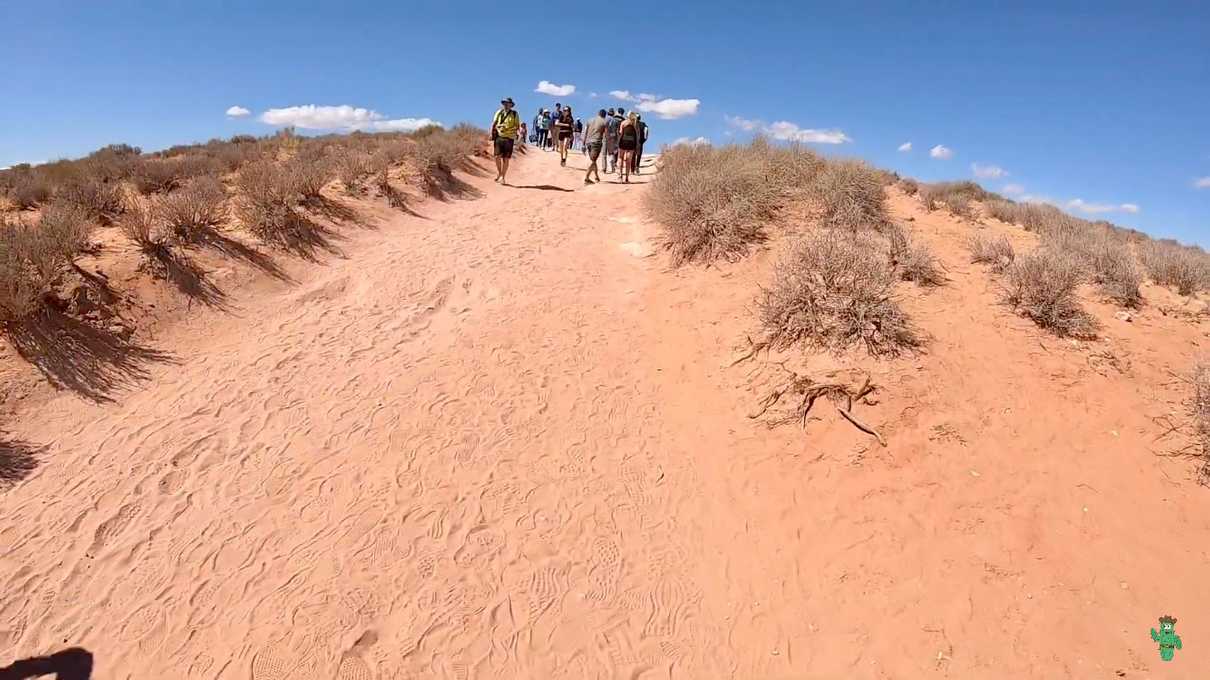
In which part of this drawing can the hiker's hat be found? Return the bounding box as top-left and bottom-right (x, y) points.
(501, 97), (514, 105)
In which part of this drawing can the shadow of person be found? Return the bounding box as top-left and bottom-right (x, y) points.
(0, 647), (93, 679)
(513, 184), (574, 192)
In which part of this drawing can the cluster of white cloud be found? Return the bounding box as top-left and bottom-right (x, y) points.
(724, 115), (850, 144)
(897, 142), (912, 152)
(225, 105), (251, 118)
(535, 80), (576, 97)
(257, 105), (441, 132)
(668, 136), (710, 148)
(929, 144), (953, 159)
(1195, 177), (1210, 189)
(971, 162), (1007, 179)
(610, 91), (701, 119)
(1066, 198), (1140, 215)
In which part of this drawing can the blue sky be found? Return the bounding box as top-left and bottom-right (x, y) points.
(2, 1), (1207, 244)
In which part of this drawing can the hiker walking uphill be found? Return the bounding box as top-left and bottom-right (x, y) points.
(606, 108), (625, 173)
(582, 109), (607, 185)
(554, 107), (575, 166)
(617, 112), (640, 183)
(632, 114), (649, 174)
(490, 97), (520, 185)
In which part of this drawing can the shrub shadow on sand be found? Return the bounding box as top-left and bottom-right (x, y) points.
(0, 435), (41, 489)
(6, 309), (176, 403)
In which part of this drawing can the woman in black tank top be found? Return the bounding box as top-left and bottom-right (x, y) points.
(618, 113), (639, 183)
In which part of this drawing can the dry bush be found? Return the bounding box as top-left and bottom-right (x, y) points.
(118, 200), (171, 259)
(158, 176), (227, 240)
(763, 142), (826, 195)
(758, 229), (920, 356)
(899, 178), (919, 196)
(0, 205), (91, 320)
(287, 153), (332, 202)
(967, 233), (1015, 272)
(810, 159), (890, 232)
(920, 182), (986, 218)
(1138, 239), (1209, 296)
(234, 160), (300, 243)
(645, 142), (778, 265)
(56, 176), (124, 221)
(1192, 363), (1210, 483)
(886, 225), (945, 286)
(1086, 238), (1143, 307)
(337, 152), (369, 194)
(8, 174), (52, 209)
(1005, 249), (1098, 338)
(132, 158), (187, 194)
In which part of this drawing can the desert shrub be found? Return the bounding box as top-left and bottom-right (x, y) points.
(886, 224), (945, 286)
(1138, 239), (1210, 296)
(158, 176), (227, 240)
(56, 176), (124, 221)
(285, 149), (332, 202)
(336, 151), (369, 194)
(1192, 363), (1210, 483)
(132, 158), (187, 194)
(0, 204), (91, 320)
(410, 124), (443, 140)
(810, 159), (890, 232)
(8, 173), (52, 209)
(759, 229), (920, 356)
(761, 143), (825, 195)
(1005, 249), (1098, 337)
(118, 200), (171, 258)
(967, 233), (1015, 272)
(645, 142), (778, 265)
(899, 178), (919, 196)
(920, 181), (995, 218)
(1086, 238), (1143, 307)
(235, 160), (300, 243)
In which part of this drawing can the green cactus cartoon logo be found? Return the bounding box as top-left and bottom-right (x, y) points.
(1150, 615), (1182, 662)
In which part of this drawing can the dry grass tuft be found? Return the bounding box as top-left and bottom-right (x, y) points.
(645, 142), (779, 265)
(886, 224), (945, 286)
(758, 229), (920, 356)
(57, 176), (125, 221)
(921, 181), (998, 218)
(0, 204), (92, 321)
(1192, 363), (1210, 483)
(967, 233), (1015, 272)
(810, 159), (890, 232)
(1005, 249), (1098, 338)
(234, 161), (300, 245)
(337, 151), (370, 194)
(898, 178), (919, 196)
(7, 174), (52, 209)
(118, 200), (172, 262)
(158, 176), (227, 241)
(1138, 239), (1210, 296)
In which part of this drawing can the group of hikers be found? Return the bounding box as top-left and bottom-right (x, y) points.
(489, 96), (649, 186)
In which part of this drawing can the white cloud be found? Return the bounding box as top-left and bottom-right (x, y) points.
(259, 105), (442, 132)
(971, 162), (1007, 179)
(609, 90), (700, 119)
(929, 144), (953, 159)
(724, 115), (850, 144)
(635, 97), (700, 119)
(1066, 198), (1140, 215)
(225, 105), (251, 118)
(668, 136), (710, 147)
(1194, 176), (1210, 189)
(589, 92), (599, 98)
(1002, 183), (1025, 196)
(535, 80), (576, 97)
(898, 142), (912, 152)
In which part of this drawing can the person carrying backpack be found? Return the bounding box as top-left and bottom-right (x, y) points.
(605, 107), (622, 173)
(632, 114), (649, 174)
(490, 97), (520, 185)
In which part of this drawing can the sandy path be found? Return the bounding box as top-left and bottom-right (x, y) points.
(3, 148), (1209, 679)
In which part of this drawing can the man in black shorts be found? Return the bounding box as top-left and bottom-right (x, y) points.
(582, 109), (608, 184)
(490, 97), (520, 184)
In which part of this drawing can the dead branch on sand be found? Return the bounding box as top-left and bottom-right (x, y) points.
(746, 364), (886, 446)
